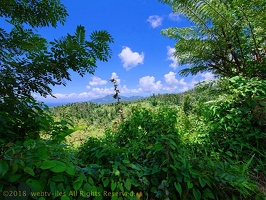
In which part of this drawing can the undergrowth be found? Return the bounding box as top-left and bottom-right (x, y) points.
(0, 76), (265, 199)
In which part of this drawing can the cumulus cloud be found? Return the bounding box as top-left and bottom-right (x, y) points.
(189, 79), (199, 88)
(200, 72), (215, 81)
(179, 78), (189, 92)
(147, 15), (163, 28)
(120, 85), (141, 94)
(118, 46), (144, 70)
(164, 71), (179, 86)
(53, 93), (77, 99)
(35, 71), (202, 103)
(91, 87), (114, 96)
(44, 87), (114, 101)
(167, 46), (178, 69)
(168, 13), (180, 21)
(163, 71), (190, 92)
(139, 76), (162, 92)
(89, 76), (107, 86)
(163, 71), (179, 91)
(110, 72), (121, 84)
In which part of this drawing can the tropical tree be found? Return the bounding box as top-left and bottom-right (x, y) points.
(0, 0), (114, 142)
(159, 0), (266, 79)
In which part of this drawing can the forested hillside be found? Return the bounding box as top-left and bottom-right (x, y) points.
(49, 92), (186, 145)
(1, 0), (266, 200)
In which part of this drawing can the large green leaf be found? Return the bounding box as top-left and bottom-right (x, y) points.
(39, 160), (57, 170)
(83, 183), (91, 192)
(0, 160), (8, 177)
(66, 165), (75, 176)
(103, 178), (110, 187)
(129, 164), (141, 171)
(73, 176), (83, 191)
(124, 178), (131, 191)
(61, 196), (70, 200)
(40, 160), (67, 173)
(88, 177), (94, 185)
(52, 174), (65, 182)
(111, 181), (116, 191)
(24, 167), (35, 176)
(26, 179), (42, 191)
(37, 146), (48, 160)
(174, 182), (182, 197)
(193, 189), (201, 200)
(50, 162), (67, 173)
(8, 174), (22, 183)
(11, 161), (19, 175)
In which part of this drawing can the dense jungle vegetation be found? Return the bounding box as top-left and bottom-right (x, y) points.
(1, 0), (266, 199)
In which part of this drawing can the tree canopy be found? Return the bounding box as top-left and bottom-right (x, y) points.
(0, 0), (113, 100)
(0, 0), (114, 141)
(159, 0), (266, 79)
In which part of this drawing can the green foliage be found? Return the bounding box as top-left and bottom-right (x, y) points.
(0, 0), (113, 143)
(1, 1), (265, 199)
(77, 106), (262, 199)
(0, 0), (68, 28)
(160, 0), (266, 79)
(0, 97), (75, 144)
(182, 94), (193, 115)
(0, 98), (51, 143)
(114, 107), (179, 146)
(192, 76), (266, 196)
(1, 84), (264, 199)
(0, 24), (113, 100)
(200, 76), (266, 157)
(0, 138), (88, 200)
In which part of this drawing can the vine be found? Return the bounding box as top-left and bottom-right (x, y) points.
(110, 78), (125, 122)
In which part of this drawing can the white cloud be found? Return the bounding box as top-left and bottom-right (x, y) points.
(179, 78), (189, 92)
(91, 87), (114, 96)
(200, 72), (215, 81)
(139, 76), (162, 92)
(35, 71), (205, 103)
(147, 15), (163, 28)
(77, 92), (91, 99)
(118, 46), (144, 70)
(164, 71), (179, 86)
(52, 93), (77, 99)
(121, 85), (141, 94)
(168, 13), (180, 21)
(110, 72), (121, 84)
(163, 71), (179, 91)
(163, 72), (190, 92)
(179, 78), (187, 86)
(167, 46), (178, 69)
(43, 87), (114, 101)
(89, 76), (107, 86)
(189, 79), (199, 88)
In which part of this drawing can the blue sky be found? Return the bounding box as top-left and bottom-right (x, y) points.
(3, 0), (214, 103)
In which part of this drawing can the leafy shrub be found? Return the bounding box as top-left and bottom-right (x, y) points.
(0, 98), (53, 144)
(1, 77), (264, 199)
(0, 98), (76, 147)
(0, 139), (88, 200)
(78, 107), (261, 199)
(114, 107), (179, 146)
(201, 76), (266, 160)
(182, 94), (194, 116)
(0, 100), (90, 200)
(194, 76), (266, 196)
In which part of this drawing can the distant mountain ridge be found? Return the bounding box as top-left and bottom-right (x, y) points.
(45, 95), (144, 107)
(89, 94), (144, 104)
